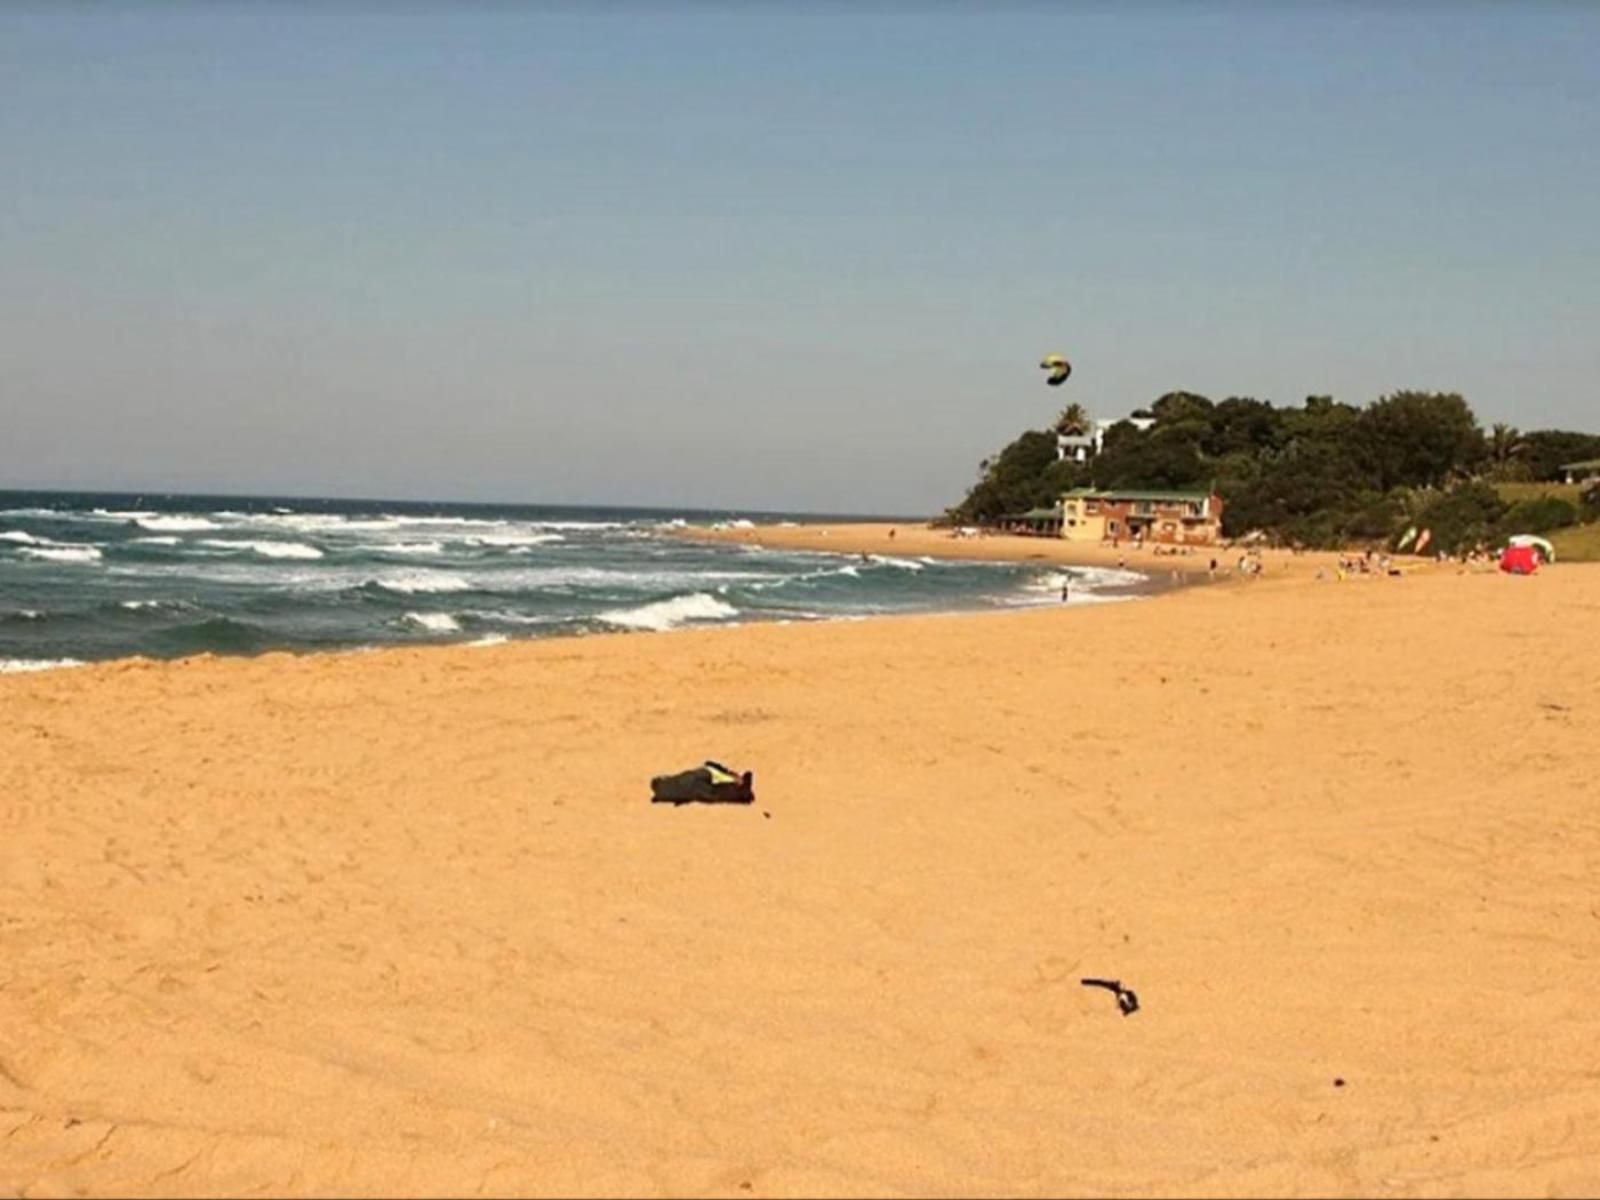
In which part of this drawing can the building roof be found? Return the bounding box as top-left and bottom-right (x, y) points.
(1062, 488), (1214, 502)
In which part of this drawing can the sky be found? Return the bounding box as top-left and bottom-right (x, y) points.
(3, 3), (1597, 514)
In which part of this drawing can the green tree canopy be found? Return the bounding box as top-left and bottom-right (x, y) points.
(1355, 391), (1485, 491)
(948, 388), (1598, 550)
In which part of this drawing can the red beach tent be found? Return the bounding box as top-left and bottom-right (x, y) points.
(1499, 544), (1540, 575)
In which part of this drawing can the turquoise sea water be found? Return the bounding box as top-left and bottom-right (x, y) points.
(0, 490), (1147, 672)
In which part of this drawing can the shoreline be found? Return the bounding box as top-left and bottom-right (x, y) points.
(680, 519), (1369, 579)
(3, 524), (1193, 679)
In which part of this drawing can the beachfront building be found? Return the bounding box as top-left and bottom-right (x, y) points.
(1060, 487), (1225, 545)
(1560, 458), (1600, 484)
(997, 506), (1065, 537)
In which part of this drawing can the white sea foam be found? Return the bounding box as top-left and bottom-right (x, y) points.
(1015, 568), (1148, 607)
(137, 516), (220, 532)
(359, 540), (445, 555)
(710, 519), (757, 531)
(20, 545), (102, 564)
(120, 599), (192, 612)
(1063, 566), (1148, 589)
(378, 515), (510, 528)
(462, 609), (561, 627)
(8, 609), (46, 620)
(373, 572), (474, 594)
(198, 539), (324, 560)
(466, 532), (565, 548)
(92, 508), (157, 519)
(597, 592), (739, 632)
(132, 536), (182, 546)
(869, 555), (924, 571)
(1, 658), (86, 674)
(403, 611), (461, 633)
(1, 530), (42, 544)
(466, 634), (509, 648)
(252, 514), (398, 533)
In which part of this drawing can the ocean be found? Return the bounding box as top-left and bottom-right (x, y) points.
(0, 490), (1147, 672)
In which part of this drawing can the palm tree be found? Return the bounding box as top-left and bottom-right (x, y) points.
(1054, 402), (1092, 436)
(1488, 423), (1529, 478)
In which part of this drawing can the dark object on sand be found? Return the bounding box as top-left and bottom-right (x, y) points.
(1081, 977), (1140, 1016)
(650, 761), (755, 806)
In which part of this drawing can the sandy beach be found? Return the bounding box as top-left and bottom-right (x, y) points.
(3, 527), (1598, 1197)
(686, 521), (1355, 581)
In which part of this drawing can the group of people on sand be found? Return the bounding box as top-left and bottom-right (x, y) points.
(1317, 549), (1402, 581)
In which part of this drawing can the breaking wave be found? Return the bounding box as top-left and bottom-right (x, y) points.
(403, 612), (462, 633)
(597, 592), (739, 632)
(136, 516), (221, 532)
(370, 572), (474, 594)
(199, 539), (324, 560)
(20, 545), (102, 564)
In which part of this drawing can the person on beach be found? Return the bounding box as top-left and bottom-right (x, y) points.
(1060, 579), (1070, 602)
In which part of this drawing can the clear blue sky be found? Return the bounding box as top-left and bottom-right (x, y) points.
(3, 3), (1596, 513)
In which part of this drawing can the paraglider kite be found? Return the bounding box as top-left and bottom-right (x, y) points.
(1040, 354), (1072, 387)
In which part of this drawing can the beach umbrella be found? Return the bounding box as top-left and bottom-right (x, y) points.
(1040, 354), (1072, 387)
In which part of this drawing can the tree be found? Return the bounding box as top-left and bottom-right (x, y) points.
(1355, 391), (1486, 491)
(1487, 423), (1530, 480)
(1518, 430), (1600, 482)
(1405, 482), (1507, 554)
(1093, 427), (1207, 491)
(1205, 397), (1284, 457)
(947, 385), (1599, 549)
(1053, 402), (1092, 436)
(1150, 391), (1214, 426)
(951, 430), (1062, 522)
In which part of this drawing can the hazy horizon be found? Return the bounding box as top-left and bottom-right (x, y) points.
(4, 4), (1597, 513)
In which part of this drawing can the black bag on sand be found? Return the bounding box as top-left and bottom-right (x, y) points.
(650, 761), (755, 806)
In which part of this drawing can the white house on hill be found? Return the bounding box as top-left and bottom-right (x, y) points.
(1055, 414), (1156, 464)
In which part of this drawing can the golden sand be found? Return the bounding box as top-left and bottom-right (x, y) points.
(2, 526), (1597, 1197)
